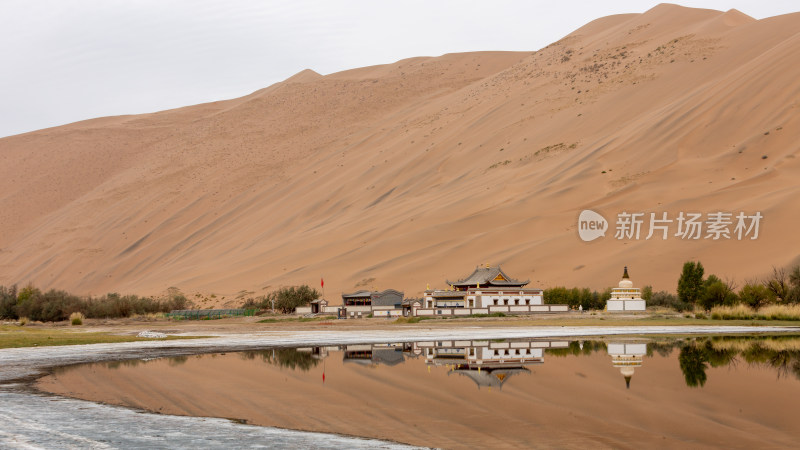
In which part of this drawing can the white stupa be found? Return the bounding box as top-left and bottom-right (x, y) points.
(606, 266), (646, 312)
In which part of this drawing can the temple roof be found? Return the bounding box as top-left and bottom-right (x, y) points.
(448, 367), (530, 390)
(447, 265), (529, 288)
(341, 289), (403, 298)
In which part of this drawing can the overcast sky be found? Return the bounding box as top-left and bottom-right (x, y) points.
(0, 1), (796, 138)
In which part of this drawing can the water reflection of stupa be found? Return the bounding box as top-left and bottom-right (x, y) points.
(417, 339), (569, 390)
(607, 342), (647, 389)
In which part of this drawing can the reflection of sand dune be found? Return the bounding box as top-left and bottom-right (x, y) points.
(37, 342), (800, 448)
(2, 4), (800, 300)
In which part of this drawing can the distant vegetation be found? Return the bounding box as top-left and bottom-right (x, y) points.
(239, 348), (320, 371)
(241, 285), (319, 314)
(675, 261), (800, 316)
(543, 287), (611, 310)
(544, 260), (800, 316)
(0, 284), (188, 322)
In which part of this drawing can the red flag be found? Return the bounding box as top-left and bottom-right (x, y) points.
(321, 277), (324, 288)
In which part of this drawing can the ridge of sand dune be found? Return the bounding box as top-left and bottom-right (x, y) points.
(1, 4), (799, 305)
(283, 69), (323, 83)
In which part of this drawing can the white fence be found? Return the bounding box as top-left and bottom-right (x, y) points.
(415, 304), (568, 316)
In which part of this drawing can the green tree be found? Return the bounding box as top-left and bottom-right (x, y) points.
(764, 266), (789, 303)
(739, 282), (772, 309)
(269, 285), (320, 313)
(0, 285), (18, 319)
(788, 265), (800, 303)
(699, 275), (737, 310)
(641, 285), (653, 302)
(677, 261), (705, 306)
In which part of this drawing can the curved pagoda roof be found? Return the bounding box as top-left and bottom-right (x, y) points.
(448, 367), (530, 390)
(447, 265), (529, 288)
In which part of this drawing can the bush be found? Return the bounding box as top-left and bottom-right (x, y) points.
(18, 316), (29, 326)
(739, 282), (773, 309)
(266, 285), (320, 314)
(641, 285), (653, 302)
(544, 287), (608, 310)
(763, 266), (790, 302)
(710, 304), (756, 320)
(70, 312), (85, 326)
(708, 304), (800, 321)
(757, 304), (800, 321)
(698, 275), (737, 311)
(649, 290), (692, 311)
(0, 285), (17, 319)
(0, 284), (192, 321)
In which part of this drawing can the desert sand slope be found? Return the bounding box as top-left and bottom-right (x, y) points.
(1, 4), (799, 304)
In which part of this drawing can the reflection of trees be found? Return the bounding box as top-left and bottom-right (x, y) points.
(239, 348), (319, 372)
(741, 342), (800, 380)
(647, 342), (675, 357)
(678, 344), (708, 387)
(168, 355), (189, 366)
(104, 359), (143, 370)
(545, 340), (607, 357)
(677, 336), (800, 387)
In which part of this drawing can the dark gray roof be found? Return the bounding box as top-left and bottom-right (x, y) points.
(341, 290), (372, 298)
(372, 348), (405, 366)
(430, 291), (467, 298)
(447, 266), (529, 287)
(342, 348), (405, 367)
(342, 289), (404, 307)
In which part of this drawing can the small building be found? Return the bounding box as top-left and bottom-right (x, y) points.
(418, 265), (568, 316)
(340, 289), (404, 318)
(309, 298), (328, 314)
(295, 298), (336, 315)
(607, 267), (646, 312)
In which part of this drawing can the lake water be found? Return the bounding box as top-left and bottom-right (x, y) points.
(37, 335), (800, 448)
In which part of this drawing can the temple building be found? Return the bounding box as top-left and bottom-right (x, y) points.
(340, 289), (405, 318)
(607, 341), (647, 389)
(418, 265), (568, 316)
(606, 266), (646, 312)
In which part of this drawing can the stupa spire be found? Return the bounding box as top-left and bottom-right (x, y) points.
(622, 266), (630, 279)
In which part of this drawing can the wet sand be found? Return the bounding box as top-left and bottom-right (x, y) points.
(38, 342), (800, 449)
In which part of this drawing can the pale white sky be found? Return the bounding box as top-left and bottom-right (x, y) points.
(0, 1), (796, 137)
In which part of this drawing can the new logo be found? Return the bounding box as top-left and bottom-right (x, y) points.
(578, 209), (608, 242)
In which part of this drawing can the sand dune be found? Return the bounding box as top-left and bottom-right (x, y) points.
(1, 4), (799, 305)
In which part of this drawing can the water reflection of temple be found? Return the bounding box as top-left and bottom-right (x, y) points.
(416, 340), (569, 389)
(607, 342), (647, 389)
(342, 344), (409, 367)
